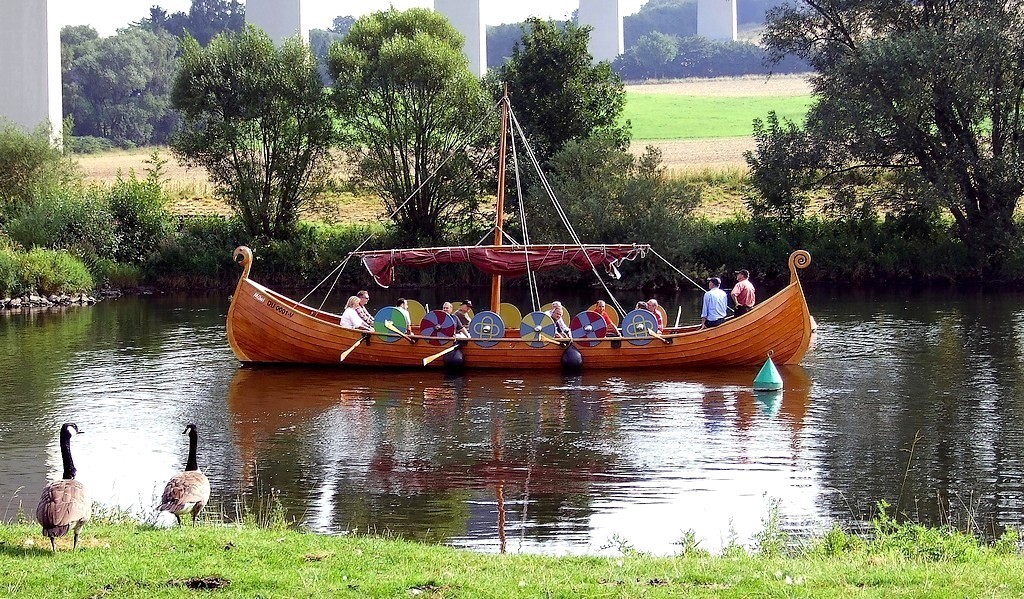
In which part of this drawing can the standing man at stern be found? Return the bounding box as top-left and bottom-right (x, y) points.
(731, 269), (756, 317)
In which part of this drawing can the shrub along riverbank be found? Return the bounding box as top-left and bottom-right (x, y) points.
(2, 507), (1024, 597)
(3, 207), (1021, 299)
(96, 212), (1024, 292)
(2, 125), (1021, 299)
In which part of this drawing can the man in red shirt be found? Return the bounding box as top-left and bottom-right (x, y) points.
(594, 300), (619, 335)
(731, 270), (756, 316)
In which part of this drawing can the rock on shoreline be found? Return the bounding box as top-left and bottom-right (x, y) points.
(0, 292), (98, 310)
(0, 287), (164, 311)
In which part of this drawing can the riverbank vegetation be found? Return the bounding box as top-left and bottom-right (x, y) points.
(1, 123), (1021, 297)
(2, 502), (1024, 597)
(3, 2), (1022, 298)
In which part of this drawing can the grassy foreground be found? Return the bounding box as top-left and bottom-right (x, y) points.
(3, 522), (1024, 598)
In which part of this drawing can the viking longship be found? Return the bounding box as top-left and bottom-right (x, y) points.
(226, 95), (815, 370)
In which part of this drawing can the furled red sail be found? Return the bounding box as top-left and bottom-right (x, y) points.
(357, 244), (649, 287)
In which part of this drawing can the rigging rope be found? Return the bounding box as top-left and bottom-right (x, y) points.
(649, 247), (707, 293)
(305, 97), (711, 321)
(300, 258), (347, 313)
(508, 105), (540, 313)
(648, 247), (734, 314)
(305, 99), (503, 304)
(507, 107), (628, 317)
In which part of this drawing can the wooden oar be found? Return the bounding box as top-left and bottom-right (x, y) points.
(538, 332), (570, 345)
(422, 344), (459, 366)
(339, 334), (367, 362)
(674, 306), (682, 328)
(651, 329), (671, 344)
(526, 330), (570, 345)
(635, 322), (671, 344)
(384, 320), (415, 343)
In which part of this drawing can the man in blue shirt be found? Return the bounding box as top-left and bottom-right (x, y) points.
(701, 277), (729, 328)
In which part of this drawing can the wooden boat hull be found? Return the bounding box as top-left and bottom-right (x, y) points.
(226, 247), (815, 369)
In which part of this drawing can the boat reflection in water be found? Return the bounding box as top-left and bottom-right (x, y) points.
(227, 364), (817, 554)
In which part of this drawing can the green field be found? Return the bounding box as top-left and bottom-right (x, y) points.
(624, 94), (814, 140)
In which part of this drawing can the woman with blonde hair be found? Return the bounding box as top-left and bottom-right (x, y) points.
(340, 295), (372, 330)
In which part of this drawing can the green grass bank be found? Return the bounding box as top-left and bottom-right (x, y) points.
(3, 520), (1024, 598)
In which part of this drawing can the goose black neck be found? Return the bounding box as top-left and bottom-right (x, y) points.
(185, 427), (199, 471)
(60, 426), (76, 480)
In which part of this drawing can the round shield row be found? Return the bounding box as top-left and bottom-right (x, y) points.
(373, 306), (662, 347)
(389, 299), (666, 330)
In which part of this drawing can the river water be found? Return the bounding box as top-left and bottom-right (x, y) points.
(2, 287), (1023, 555)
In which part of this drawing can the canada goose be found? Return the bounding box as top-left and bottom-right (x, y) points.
(36, 422), (91, 552)
(158, 424), (210, 525)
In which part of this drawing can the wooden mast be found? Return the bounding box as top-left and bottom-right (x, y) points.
(490, 90), (510, 314)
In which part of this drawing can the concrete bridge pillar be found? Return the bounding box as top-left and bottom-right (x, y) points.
(697, 0), (737, 41)
(434, 0), (486, 77)
(578, 0), (623, 63)
(246, 0), (309, 44)
(0, 0), (62, 140)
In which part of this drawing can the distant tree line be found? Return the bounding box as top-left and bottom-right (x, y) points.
(487, 0), (806, 80)
(615, 35), (807, 80)
(60, 0), (802, 149)
(61, 0), (246, 149)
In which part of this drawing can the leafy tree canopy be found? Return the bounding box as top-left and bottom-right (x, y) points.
(754, 0), (1024, 273)
(171, 27), (337, 241)
(62, 27), (180, 146)
(632, 32), (679, 78)
(328, 8), (493, 245)
(329, 16), (355, 36)
(147, 0), (244, 45)
(493, 18), (630, 167)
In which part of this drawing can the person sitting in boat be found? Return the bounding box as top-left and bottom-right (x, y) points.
(635, 300), (648, 311)
(454, 300), (473, 337)
(731, 269), (756, 317)
(594, 300), (619, 336)
(545, 301), (571, 338)
(647, 298), (664, 332)
(355, 290), (374, 327)
(340, 296), (373, 331)
(395, 298), (411, 333)
(443, 302), (470, 338)
(701, 277), (729, 328)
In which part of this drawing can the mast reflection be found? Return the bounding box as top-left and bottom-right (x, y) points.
(226, 365), (814, 552)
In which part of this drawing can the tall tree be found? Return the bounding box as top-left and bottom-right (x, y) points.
(632, 32), (679, 79)
(151, 0), (245, 45)
(328, 8), (493, 244)
(171, 27), (337, 240)
(493, 18), (629, 166)
(329, 16), (355, 36)
(759, 0), (1024, 273)
(62, 27), (180, 146)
